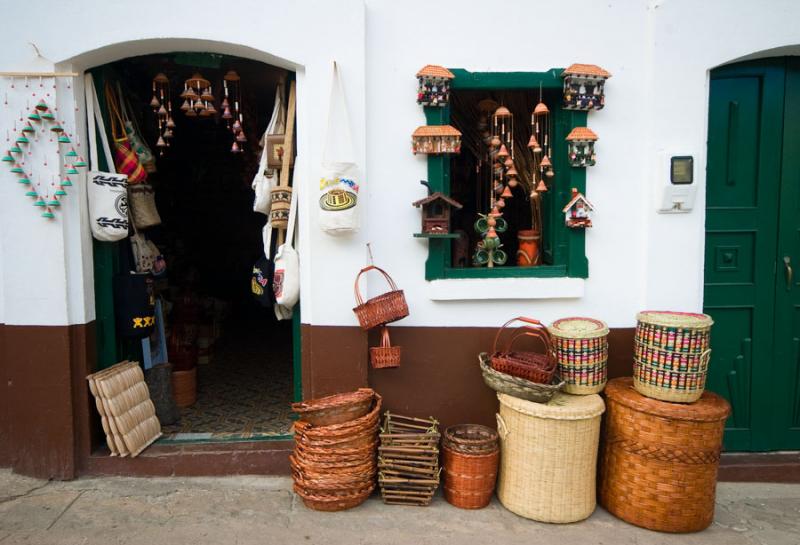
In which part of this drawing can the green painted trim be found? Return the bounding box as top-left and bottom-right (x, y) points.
(413, 233), (461, 239)
(157, 433), (293, 445)
(292, 303), (302, 403)
(422, 70), (588, 281)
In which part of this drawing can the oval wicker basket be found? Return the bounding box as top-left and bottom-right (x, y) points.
(479, 353), (564, 404)
(291, 388), (375, 426)
(353, 266), (409, 330)
(600, 377), (730, 532)
(490, 317), (557, 383)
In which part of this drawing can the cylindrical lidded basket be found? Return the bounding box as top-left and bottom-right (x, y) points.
(496, 391), (605, 523)
(600, 378), (730, 533)
(548, 317), (609, 394)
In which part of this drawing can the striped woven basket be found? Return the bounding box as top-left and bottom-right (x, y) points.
(548, 317), (609, 395)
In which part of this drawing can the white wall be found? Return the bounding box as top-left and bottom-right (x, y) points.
(1, 0), (799, 329)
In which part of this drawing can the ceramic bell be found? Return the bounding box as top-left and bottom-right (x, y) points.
(61, 177), (73, 186)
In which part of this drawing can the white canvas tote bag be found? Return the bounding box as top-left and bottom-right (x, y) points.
(86, 73), (129, 241)
(319, 62), (360, 235)
(273, 181), (299, 320)
(253, 84), (285, 215)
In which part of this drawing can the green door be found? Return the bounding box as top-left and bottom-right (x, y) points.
(704, 58), (800, 451)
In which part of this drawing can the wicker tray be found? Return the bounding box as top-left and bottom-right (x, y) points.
(479, 353), (564, 403)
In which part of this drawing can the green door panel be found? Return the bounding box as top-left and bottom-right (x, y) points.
(704, 60), (786, 451)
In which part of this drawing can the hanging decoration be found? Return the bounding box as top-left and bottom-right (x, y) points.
(150, 73), (174, 156)
(223, 70), (245, 153)
(563, 188), (594, 228)
(412, 180), (463, 237)
(411, 125), (461, 154)
(561, 64), (611, 111)
(566, 127), (598, 167)
(416, 65), (455, 107)
(1, 71), (82, 219)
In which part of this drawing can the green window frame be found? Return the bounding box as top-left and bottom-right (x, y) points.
(422, 68), (589, 281)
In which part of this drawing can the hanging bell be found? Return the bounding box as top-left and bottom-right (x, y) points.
(236, 131), (247, 143)
(221, 98), (230, 109)
(540, 155), (552, 168)
(486, 227), (498, 239)
(536, 179), (548, 192)
(150, 96), (161, 109)
(9, 145), (22, 154)
(74, 157), (87, 168)
(41, 209), (55, 219)
(28, 111), (41, 122)
(156, 136), (167, 148)
(497, 144), (509, 159)
(21, 124), (35, 134)
(546, 168), (555, 178)
(34, 198), (46, 207)
(65, 148), (78, 158)
(533, 102), (550, 116)
(40, 111), (55, 121)
(158, 105), (168, 117)
(54, 189), (67, 196)
(193, 99), (205, 111)
(10, 164), (24, 173)
(47, 200), (60, 207)
(185, 87), (198, 99)
(503, 157), (514, 168)
(222, 107), (233, 120)
(66, 165), (79, 175)
(25, 190), (38, 197)
(527, 134), (540, 150)
(1, 152), (13, 162)
(58, 134), (71, 144)
(50, 124), (64, 133)
(501, 185), (513, 198)
(205, 103), (217, 115)
(185, 108), (197, 118)
(493, 105), (512, 119)
(163, 129), (173, 139)
(18, 177), (31, 184)
(61, 177), (73, 187)
(16, 135), (30, 145)
(179, 85), (190, 99)
(35, 99), (49, 111)
(490, 136), (502, 147)
(489, 206), (503, 218)
(200, 88), (214, 102)
(232, 119), (242, 131)
(230, 141), (240, 153)
(166, 116), (176, 129)
(180, 99), (191, 112)
(506, 167), (518, 178)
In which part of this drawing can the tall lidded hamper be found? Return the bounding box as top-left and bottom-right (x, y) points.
(548, 317), (609, 394)
(496, 392), (605, 523)
(600, 378), (731, 533)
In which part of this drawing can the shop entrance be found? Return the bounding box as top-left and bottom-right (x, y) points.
(90, 52), (299, 444)
(704, 57), (800, 451)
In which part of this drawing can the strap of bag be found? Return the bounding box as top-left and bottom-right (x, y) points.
(262, 222), (273, 259)
(104, 81), (126, 141)
(85, 73), (115, 172)
(353, 265), (399, 307)
(322, 61), (355, 167)
(116, 81), (132, 124)
(285, 164), (299, 246)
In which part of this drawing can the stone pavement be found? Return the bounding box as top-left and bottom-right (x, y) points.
(1, 469), (799, 545)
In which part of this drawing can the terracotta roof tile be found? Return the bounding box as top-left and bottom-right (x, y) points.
(413, 192), (463, 209)
(416, 65), (455, 79)
(562, 64), (611, 78)
(413, 125), (462, 137)
(566, 127), (598, 141)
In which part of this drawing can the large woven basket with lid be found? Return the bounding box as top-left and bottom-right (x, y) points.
(496, 391), (605, 523)
(548, 317), (609, 395)
(599, 377), (730, 533)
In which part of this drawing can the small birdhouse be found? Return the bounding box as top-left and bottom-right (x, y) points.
(412, 181), (463, 235)
(566, 127), (598, 167)
(562, 188), (594, 228)
(416, 65), (455, 106)
(412, 125), (462, 155)
(561, 64), (611, 111)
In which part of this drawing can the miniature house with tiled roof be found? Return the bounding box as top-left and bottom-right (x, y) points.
(412, 125), (462, 155)
(562, 188), (594, 228)
(561, 63), (611, 111)
(416, 65), (455, 106)
(413, 181), (463, 235)
(566, 126), (598, 167)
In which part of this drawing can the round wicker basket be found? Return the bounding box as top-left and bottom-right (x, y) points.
(548, 317), (609, 395)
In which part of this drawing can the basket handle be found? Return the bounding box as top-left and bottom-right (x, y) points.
(493, 317), (552, 355)
(379, 326), (392, 349)
(495, 413), (509, 440)
(353, 265), (400, 306)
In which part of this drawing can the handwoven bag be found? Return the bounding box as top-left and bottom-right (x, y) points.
(352, 265), (409, 330)
(129, 183), (162, 229)
(490, 317), (557, 384)
(106, 81), (147, 184)
(118, 82), (157, 174)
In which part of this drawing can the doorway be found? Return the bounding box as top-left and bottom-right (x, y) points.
(704, 57), (800, 451)
(90, 53), (300, 444)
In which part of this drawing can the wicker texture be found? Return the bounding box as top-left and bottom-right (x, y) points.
(378, 413), (441, 506)
(291, 388), (374, 426)
(442, 424), (498, 454)
(549, 317), (609, 395)
(490, 317), (557, 383)
(600, 378), (730, 533)
(291, 389), (381, 511)
(442, 425), (499, 509)
(370, 326), (401, 369)
(353, 266), (409, 330)
(496, 392), (605, 523)
(480, 353), (564, 403)
(171, 368), (197, 408)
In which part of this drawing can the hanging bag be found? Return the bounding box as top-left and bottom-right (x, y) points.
(253, 83), (285, 215)
(319, 62), (361, 235)
(105, 81), (147, 184)
(490, 317), (557, 384)
(86, 73), (130, 242)
(128, 183), (162, 229)
(273, 179), (300, 319)
(352, 265), (409, 330)
(251, 224), (277, 307)
(118, 81), (157, 174)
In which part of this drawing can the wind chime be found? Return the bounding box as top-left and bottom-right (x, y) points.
(150, 73), (175, 156)
(527, 85), (555, 249)
(223, 70), (246, 153)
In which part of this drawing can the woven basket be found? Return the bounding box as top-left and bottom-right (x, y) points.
(171, 368), (197, 408)
(490, 317), (557, 383)
(442, 444), (499, 509)
(635, 311), (713, 353)
(548, 317), (609, 395)
(442, 424), (498, 455)
(370, 326), (401, 369)
(600, 378), (730, 533)
(294, 483), (375, 512)
(479, 353), (564, 404)
(291, 388), (374, 426)
(353, 265), (409, 330)
(496, 391), (605, 523)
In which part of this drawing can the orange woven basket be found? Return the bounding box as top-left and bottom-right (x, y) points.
(353, 265), (409, 330)
(370, 326), (401, 369)
(490, 317), (557, 384)
(291, 388), (374, 426)
(441, 424), (499, 509)
(599, 378), (730, 533)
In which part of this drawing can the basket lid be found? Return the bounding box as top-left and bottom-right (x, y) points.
(498, 391), (605, 420)
(605, 377), (730, 422)
(636, 310), (713, 329)
(548, 317), (608, 339)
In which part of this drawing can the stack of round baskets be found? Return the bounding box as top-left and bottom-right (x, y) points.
(633, 311), (713, 403)
(548, 317), (609, 394)
(290, 388), (381, 511)
(441, 424), (499, 509)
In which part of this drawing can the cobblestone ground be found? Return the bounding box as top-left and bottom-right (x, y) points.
(1, 470), (799, 545)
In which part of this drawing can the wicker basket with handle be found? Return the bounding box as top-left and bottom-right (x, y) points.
(479, 353), (564, 404)
(353, 265), (409, 330)
(370, 326), (401, 368)
(490, 317), (557, 384)
(600, 377), (730, 532)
